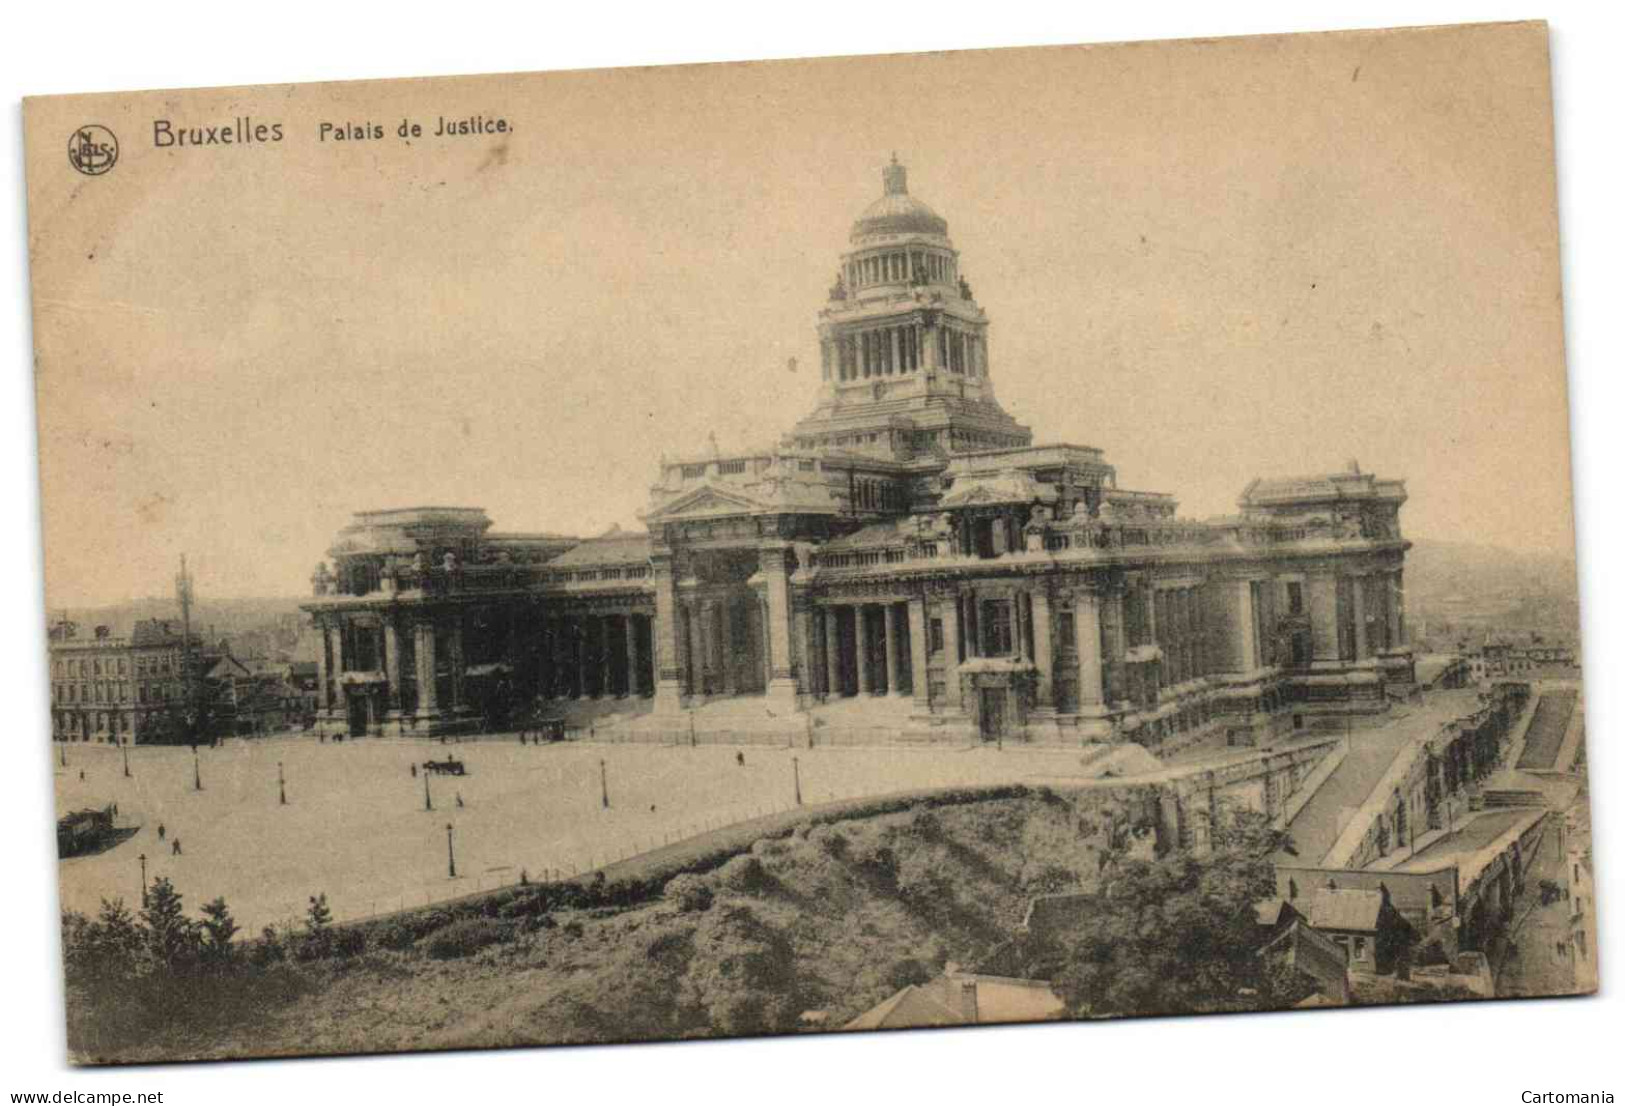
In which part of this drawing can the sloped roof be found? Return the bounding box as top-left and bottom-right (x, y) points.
(822, 520), (906, 551)
(844, 985), (962, 1030)
(550, 534), (652, 568)
(1308, 888), (1385, 933)
(939, 471), (1056, 508)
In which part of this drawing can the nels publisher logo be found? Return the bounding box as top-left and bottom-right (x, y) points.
(67, 124), (118, 176)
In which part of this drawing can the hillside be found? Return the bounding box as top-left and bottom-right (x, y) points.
(67, 789), (1124, 1061)
(1404, 537), (1582, 646)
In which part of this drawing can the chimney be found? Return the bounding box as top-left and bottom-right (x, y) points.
(956, 980), (979, 1024)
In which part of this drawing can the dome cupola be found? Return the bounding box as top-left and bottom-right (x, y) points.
(850, 155), (949, 242)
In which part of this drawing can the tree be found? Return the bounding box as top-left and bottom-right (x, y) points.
(198, 897), (240, 965)
(1050, 809), (1301, 1018)
(302, 893), (334, 959)
(140, 878), (198, 971)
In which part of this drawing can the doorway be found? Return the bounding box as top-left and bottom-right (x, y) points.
(979, 687), (1007, 741)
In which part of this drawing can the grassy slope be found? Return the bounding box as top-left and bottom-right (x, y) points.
(97, 791), (1109, 1062)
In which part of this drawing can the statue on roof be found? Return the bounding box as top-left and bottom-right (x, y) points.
(829, 272), (847, 301)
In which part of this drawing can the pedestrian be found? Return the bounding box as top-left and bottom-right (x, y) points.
(157, 822), (166, 841)
(172, 838), (182, 856)
(411, 763), (418, 778)
(78, 769), (85, 781)
(736, 752), (745, 767)
(456, 792), (464, 808)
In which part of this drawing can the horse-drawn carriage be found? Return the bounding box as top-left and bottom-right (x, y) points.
(422, 756), (467, 776)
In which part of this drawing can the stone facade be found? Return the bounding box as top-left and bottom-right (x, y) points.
(303, 160), (1416, 744)
(47, 617), (200, 744)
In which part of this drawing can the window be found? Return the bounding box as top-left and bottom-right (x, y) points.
(981, 599), (1014, 657)
(1353, 937), (1368, 962)
(1057, 610), (1076, 650)
(681, 464), (707, 480)
(717, 460), (746, 475)
(1287, 581), (1304, 615)
(929, 618), (944, 655)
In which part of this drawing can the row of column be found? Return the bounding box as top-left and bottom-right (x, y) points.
(815, 602), (913, 699)
(538, 613), (651, 701)
(679, 592), (768, 697)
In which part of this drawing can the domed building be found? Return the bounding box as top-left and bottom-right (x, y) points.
(303, 159), (1415, 751)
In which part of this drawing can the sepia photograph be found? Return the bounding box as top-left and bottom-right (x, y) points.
(6, 7), (1615, 1097)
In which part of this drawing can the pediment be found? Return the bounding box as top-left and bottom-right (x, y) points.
(644, 484), (766, 523)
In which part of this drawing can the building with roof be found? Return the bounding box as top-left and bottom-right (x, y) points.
(48, 616), (203, 744)
(843, 964), (1066, 1031)
(302, 159), (1415, 741)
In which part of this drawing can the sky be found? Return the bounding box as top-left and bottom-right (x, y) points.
(24, 21), (1572, 608)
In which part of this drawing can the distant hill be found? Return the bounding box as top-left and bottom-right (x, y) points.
(49, 596), (311, 645)
(1405, 537), (1582, 646)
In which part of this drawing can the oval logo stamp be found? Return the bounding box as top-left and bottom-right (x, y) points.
(67, 125), (118, 176)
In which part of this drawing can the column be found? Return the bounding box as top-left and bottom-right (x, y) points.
(597, 616), (614, 698)
(940, 597), (962, 710)
(881, 604), (901, 696)
(760, 594), (774, 691)
(908, 598), (931, 710)
(415, 620), (439, 718)
(1388, 571), (1405, 648)
(314, 618), (332, 713)
(447, 616), (466, 711)
(1075, 592), (1105, 709)
(574, 617), (590, 699)
(686, 601), (705, 696)
(824, 607), (842, 698)
(793, 606), (815, 700)
(624, 614), (640, 697)
(652, 553), (686, 711)
(383, 616), (402, 716)
(855, 604), (873, 694)
(1351, 576), (1368, 660)
(1308, 573), (1340, 664)
(890, 328), (902, 376)
(759, 544), (798, 705)
(720, 596), (737, 695)
(1030, 591), (1054, 708)
(1233, 580), (1258, 672)
(697, 600), (716, 695)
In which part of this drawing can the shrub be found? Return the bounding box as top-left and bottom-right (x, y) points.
(886, 957), (934, 991)
(333, 928), (367, 959)
(664, 873), (716, 913)
(717, 855), (773, 895)
(909, 811), (945, 843)
(424, 918), (513, 960)
(1416, 938), (1451, 968)
(813, 828), (849, 860)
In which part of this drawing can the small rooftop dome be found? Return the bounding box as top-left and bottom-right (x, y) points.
(851, 155), (949, 240)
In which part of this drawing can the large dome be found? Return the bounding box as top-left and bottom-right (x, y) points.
(850, 157), (948, 240)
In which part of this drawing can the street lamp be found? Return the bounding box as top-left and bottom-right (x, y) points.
(446, 822), (457, 879)
(121, 739), (130, 779)
(138, 853), (148, 908)
(278, 760), (287, 806)
(600, 758), (610, 809)
(423, 767), (433, 812)
(793, 756), (802, 806)
(192, 746), (202, 792)
(59, 742), (66, 769)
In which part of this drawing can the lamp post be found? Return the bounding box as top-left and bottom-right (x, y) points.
(793, 756), (802, 806)
(278, 761), (287, 806)
(446, 822), (457, 879)
(59, 742), (66, 769)
(423, 767), (433, 812)
(192, 746), (202, 792)
(600, 758), (610, 809)
(121, 738), (130, 779)
(138, 853), (148, 908)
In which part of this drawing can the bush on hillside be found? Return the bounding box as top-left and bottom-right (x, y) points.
(424, 918), (514, 960)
